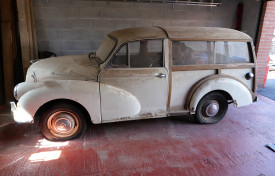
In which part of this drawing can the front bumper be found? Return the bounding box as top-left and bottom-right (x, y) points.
(11, 102), (34, 123)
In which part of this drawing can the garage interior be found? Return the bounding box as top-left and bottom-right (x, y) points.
(1, 0), (275, 175)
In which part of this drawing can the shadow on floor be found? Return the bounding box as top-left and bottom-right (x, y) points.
(0, 105), (14, 128)
(0, 114), (15, 128)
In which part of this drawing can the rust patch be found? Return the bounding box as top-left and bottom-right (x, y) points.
(119, 116), (131, 120)
(138, 113), (154, 118)
(44, 81), (62, 88)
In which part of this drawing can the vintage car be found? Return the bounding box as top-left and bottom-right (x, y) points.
(11, 27), (257, 141)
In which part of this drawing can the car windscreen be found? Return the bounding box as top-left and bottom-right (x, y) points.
(96, 36), (116, 63)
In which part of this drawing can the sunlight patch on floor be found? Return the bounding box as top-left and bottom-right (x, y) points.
(29, 150), (62, 162)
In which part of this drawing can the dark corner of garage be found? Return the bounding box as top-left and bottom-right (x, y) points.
(0, 0), (275, 175)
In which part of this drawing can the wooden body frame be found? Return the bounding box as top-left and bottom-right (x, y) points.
(167, 39), (256, 111)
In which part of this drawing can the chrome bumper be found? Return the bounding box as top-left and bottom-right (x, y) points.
(10, 102), (16, 114)
(10, 102), (34, 123)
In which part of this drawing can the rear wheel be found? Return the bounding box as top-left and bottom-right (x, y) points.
(195, 92), (228, 124)
(40, 103), (87, 141)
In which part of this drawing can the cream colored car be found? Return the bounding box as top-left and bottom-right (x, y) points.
(11, 27), (257, 140)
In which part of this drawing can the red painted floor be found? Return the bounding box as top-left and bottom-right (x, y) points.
(0, 95), (275, 175)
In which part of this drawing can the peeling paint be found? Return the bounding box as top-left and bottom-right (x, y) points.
(138, 113), (153, 118)
(119, 116), (131, 120)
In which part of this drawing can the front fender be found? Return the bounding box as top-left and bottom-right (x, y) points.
(189, 78), (253, 114)
(100, 84), (141, 122)
(18, 80), (101, 123)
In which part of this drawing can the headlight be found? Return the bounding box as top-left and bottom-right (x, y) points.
(14, 84), (18, 100)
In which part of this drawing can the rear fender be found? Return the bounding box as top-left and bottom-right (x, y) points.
(189, 77), (253, 114)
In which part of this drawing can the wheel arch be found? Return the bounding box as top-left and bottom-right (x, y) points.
(188, 76), (253, 114)
(17, 80), (101, 124)
(211, 90), (233, 101)
(35, 99), (92, 124)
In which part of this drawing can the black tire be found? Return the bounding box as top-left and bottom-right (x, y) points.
(195, 92), (228, 124)
(40, 103), (87, 141)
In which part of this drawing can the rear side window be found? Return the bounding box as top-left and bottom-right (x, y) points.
(215, 42), (252, 64)
(110, 39), (163, 68)
(172, 41), (252, 66)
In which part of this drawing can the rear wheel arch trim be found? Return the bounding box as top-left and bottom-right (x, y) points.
(189, 77), (253, 113)
(185, 74), (254, 110)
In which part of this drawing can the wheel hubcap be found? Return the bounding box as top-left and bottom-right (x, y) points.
(54, 115), (75, 133)
(205, 101), (219, 117)
(48, 111), (78, 137)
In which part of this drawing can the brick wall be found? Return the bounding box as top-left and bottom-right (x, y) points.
(34, 0), (259, 56)
(256, 1), (275, 87)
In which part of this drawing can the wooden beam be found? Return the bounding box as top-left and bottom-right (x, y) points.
(0, 0), (17, 103)
(17, 0), (38, 76)
(0, 2), (5, 104)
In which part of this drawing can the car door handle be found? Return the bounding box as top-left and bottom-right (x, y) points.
(155, 73), (166, 78)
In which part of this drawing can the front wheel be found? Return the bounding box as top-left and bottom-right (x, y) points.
(195, 92), (228, 124)
(40, 103), (87, 141)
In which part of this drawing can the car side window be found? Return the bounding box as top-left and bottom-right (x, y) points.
(215, 42), (252, 64)
(172, 41), (253, 66)
(172, 41), (214, 65)
(111, 44), (128, 67)
(110, 39), (163, 68)
(129, 40), (163, 68)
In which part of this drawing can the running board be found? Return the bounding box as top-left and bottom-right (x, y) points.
(167, 110), (190, 117)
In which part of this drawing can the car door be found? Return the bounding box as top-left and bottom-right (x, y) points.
(99, 39), (169, 122)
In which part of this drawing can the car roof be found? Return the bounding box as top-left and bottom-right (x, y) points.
(108, 27), (167, 44)
(108, 26), (252, 44)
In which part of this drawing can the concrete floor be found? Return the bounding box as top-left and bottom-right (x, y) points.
(0, 95), (275, 175)
(258, 71), (275, 101)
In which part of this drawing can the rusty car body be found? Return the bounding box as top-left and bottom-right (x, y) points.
(11, 27), (257, 140)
